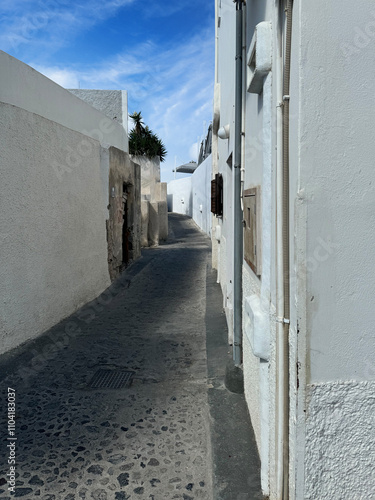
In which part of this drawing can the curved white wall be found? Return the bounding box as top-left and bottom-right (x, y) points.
(167, 155), (212, 236)
(167, 177), (192, 216)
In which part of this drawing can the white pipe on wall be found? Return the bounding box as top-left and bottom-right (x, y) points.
(275, 1), (293, 497)
(281, 3), (293, 498)
(276, 35), (285, 500)
(275, 1), (286, 497)
(233, 0), (245, 366)
(240, 4), (247, 211)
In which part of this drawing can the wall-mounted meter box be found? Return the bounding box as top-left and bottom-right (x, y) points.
(243, 187), (261, 277)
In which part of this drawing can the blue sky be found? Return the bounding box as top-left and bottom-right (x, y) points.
(0, 0), (215, 182)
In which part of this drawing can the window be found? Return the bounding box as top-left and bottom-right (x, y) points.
(211, 173), (223, 217)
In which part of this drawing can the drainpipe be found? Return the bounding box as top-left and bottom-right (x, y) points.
(276, 6), (285, 495)
(282, 2), (293, 497)
(240, 2), (247, 209)
(233, 0), (245, 366)
(276, 0), (293, 498)
(213, 0), (221, 277)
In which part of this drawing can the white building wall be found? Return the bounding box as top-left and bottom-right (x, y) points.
(166, 155), (212, 237)
(241, 4), (280, 495)
(295, 0), (375, 384)
(192, 156), (212, 236)
(216, 0), (375, 498)
(290, 1), (375, 498)
(0, 54), (135, 356)
(0, 51), (128, 152)
(167, 177), (192, 216)
(214, 1), (292, 496)
(68, 89), (128, 131)
(0, 102), (111, 355)
(215, 0), (236, 344)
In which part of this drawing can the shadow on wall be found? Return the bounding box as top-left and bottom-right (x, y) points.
(167, 192), (193, 217)
(167, 155), (212, 236)
(166, 177), (193, 217)
(189, 190), (193, 216)
(167, 193), (173, 212)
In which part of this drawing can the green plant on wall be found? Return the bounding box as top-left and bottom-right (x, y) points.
(129, 112), (167, 162)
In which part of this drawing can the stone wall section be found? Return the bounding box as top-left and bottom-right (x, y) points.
(106, 147), (141, 280)
(132, 156), (168, 247)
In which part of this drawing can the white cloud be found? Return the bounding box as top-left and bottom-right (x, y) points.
(32, 65), (80, 88)
(0, 0), (136, 54)
(23, 15), (214, 183)
(139, 0), (211, 19)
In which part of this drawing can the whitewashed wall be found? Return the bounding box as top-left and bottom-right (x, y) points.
(0, 53), (128, 355)
(215, 0), (375, 498)
(167, 156), (212, 236)
(214, 0), (236, 347)
(68, 89), (128, 132)
(290, 1), (375, 498)
(191, 156), (212, 236)
(214, 0), (295, 495)
(0, 51), (127, 152)
(0, 103), (111, 355)
(167, 177), (192, 217)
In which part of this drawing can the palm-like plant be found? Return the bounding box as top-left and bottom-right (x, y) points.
(129, 112), (167, 162)
(129, 111), (145, 135)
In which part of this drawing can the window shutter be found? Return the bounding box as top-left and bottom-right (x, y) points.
(211, 178), (218, 214)
(217, 174), (223, 216)
(211, 174), (223, 216)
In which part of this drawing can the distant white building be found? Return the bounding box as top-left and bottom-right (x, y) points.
(167, 126), (212, 236)
(212, 1), (375, 499)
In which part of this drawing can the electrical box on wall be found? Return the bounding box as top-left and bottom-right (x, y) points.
(244, 294), (270, 361)
(243, 187), (261, 276)
(247, 21), (272, 94)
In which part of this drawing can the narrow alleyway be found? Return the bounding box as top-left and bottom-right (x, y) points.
(0, 214), (261, 500)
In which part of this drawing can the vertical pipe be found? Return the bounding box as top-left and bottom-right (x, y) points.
(233, 0), (244, 366)
(282, 0), (293, 497)
(214, 0), (219, 84)
(276, 0), (293, 497)
(212, 0), (221, 273)
(240, 3), (247, 210)
(275, 2), (285, 495)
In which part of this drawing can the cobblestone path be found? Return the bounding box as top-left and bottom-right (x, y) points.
(0, 214), (213, 500)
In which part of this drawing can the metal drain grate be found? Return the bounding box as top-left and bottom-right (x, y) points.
(88, 369), (135, 389)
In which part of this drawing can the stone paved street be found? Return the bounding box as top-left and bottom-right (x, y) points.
(0, 214), (261, 500)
